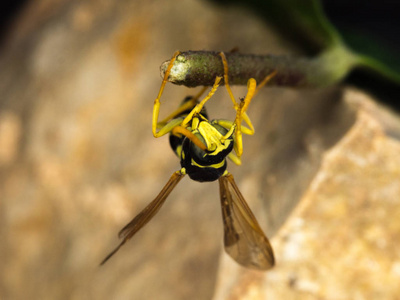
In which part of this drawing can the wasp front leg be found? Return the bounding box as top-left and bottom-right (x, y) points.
(152, 52), (221, 149)
(233, 78), (257, 157)
(211, 119), (248, 166)
(152, 51), (182, 138)
(180, 76), (222, 128)
(212, 76), (257, 159)
(218, 52), (276, 158)
(151, 54), (210, 151)
(218, 52), (256, 137)
(152, 51), (206, 138)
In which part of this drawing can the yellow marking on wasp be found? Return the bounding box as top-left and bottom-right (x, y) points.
(191, 117), (200, 131)
(197, 121), (233, 154)
(191, 159), (225, 169)
(175, 145), (183, 158)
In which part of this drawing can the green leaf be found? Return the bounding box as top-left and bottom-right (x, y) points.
(210, 0), (400, 106)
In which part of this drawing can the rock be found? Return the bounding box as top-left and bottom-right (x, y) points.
(213, 89), (400, 299)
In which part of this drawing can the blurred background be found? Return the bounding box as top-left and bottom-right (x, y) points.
(1, 1), (400, 299)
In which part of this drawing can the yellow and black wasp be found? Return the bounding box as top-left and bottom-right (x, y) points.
(101, 51), (276, 270)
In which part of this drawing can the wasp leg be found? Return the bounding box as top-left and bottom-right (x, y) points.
(152, 51), (210, 138)
(152, 51), (181, 138)
(213, 119), (253, 136)
(219, 52), (277, 157)
(217, 52), (258, 158)
(218, 52), (238, 109)
(232, 72), (276, 157)
(212, 119), (248, 164)
(227, 151), (242, 166)
(154, 114), (208, 151)
(157, 86), (209, 128)
(233, 78), (258, 157)
(180, 76), (222, 128)
(254, 69), (277, 97)
(218, 52), (255, 136)
(174, 77), (222, 151)
(155, 118), (184, 137)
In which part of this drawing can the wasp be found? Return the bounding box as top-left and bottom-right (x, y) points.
(101, 51), (276, 270)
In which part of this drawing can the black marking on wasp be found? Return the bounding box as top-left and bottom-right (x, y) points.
(101, 51), (277, 270)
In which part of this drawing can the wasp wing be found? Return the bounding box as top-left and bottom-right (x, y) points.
(101, 171), (185, 265)
(218, 173), (275, 270)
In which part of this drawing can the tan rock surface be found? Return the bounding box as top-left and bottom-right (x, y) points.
(213, 90), (400, 299)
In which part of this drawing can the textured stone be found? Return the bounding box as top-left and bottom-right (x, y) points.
(213, 90), (400, 299)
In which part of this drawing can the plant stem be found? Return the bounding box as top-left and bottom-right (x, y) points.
(160, 47), (359, 88)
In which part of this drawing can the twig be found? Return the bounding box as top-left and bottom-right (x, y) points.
(160, 48), (359, 88)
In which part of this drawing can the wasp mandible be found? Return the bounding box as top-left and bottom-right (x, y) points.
(101, 51), (276, 270)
